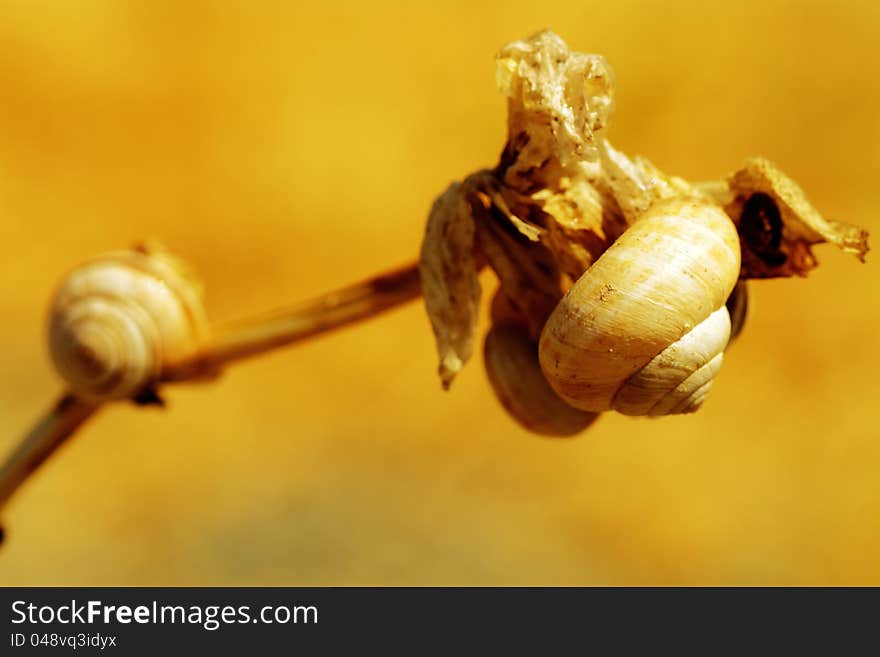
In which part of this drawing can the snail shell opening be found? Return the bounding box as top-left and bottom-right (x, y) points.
(48, 250), (209, 401)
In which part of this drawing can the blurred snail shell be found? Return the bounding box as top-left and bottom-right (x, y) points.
(538, 197), (741, 415)
(484, 320), (598, 436)
(48, 249), (210, 401)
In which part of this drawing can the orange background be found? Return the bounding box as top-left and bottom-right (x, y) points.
(1, 0), (878, 585)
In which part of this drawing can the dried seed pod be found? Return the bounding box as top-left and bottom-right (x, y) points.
(538, 197), (740, 415)
(48, 246), (209, 401)
(484, 318), (598, 436)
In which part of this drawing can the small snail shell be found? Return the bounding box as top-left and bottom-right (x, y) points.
(538, 197), (741, 415)
(484, 322), (598, 436)
(48, 248), (210, 401)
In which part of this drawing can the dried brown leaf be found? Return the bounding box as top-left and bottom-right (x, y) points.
(727, 158), (869, 277)
(495, 30), (615, 189)
(418, 182), (482, 389)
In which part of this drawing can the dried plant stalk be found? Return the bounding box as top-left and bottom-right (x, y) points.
(162, 263), (421, 381)
(0, 395), (98, 511)
(0, 264), (421, 516)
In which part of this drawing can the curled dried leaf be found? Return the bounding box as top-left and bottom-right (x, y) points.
(597, 141), (697, 224)
(486, 30), (631, 325)
(496, 29), (615, 188)
(418, 182), (482, 389)
(726, 158), (869, 277)
(465, 174), (567, 338)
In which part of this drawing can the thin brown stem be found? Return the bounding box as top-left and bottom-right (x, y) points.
(161, 261), (422, 381)
(0, 394), (99, 513)
(0, 262), (422, 523)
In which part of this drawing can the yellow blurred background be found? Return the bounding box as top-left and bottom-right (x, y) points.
(1, 0), (878, 585)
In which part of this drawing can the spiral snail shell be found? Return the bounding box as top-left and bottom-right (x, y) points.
(48, 247), (210, 401)
(538, 197), (741, 415)
(483, 291), (598, 435)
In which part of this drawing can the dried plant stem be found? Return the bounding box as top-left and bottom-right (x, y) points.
(0, 395), (99, 512)
(161, 261), (422, 381)
(0, 262), (422, 518)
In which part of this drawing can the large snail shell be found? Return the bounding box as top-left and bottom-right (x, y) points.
(538, 197), (741, 415)
(48, 249), (210, 401)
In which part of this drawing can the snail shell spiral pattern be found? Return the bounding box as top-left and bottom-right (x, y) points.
(48, 249), (210, 401)
(538, 197), (741, 416)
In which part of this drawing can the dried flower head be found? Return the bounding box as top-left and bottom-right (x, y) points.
(419, 29), (869, 396)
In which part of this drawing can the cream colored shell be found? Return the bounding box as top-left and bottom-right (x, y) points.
(48, 250), (209, 401)
(538, 197), (741, 415)
(484, 322), (597, 436)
